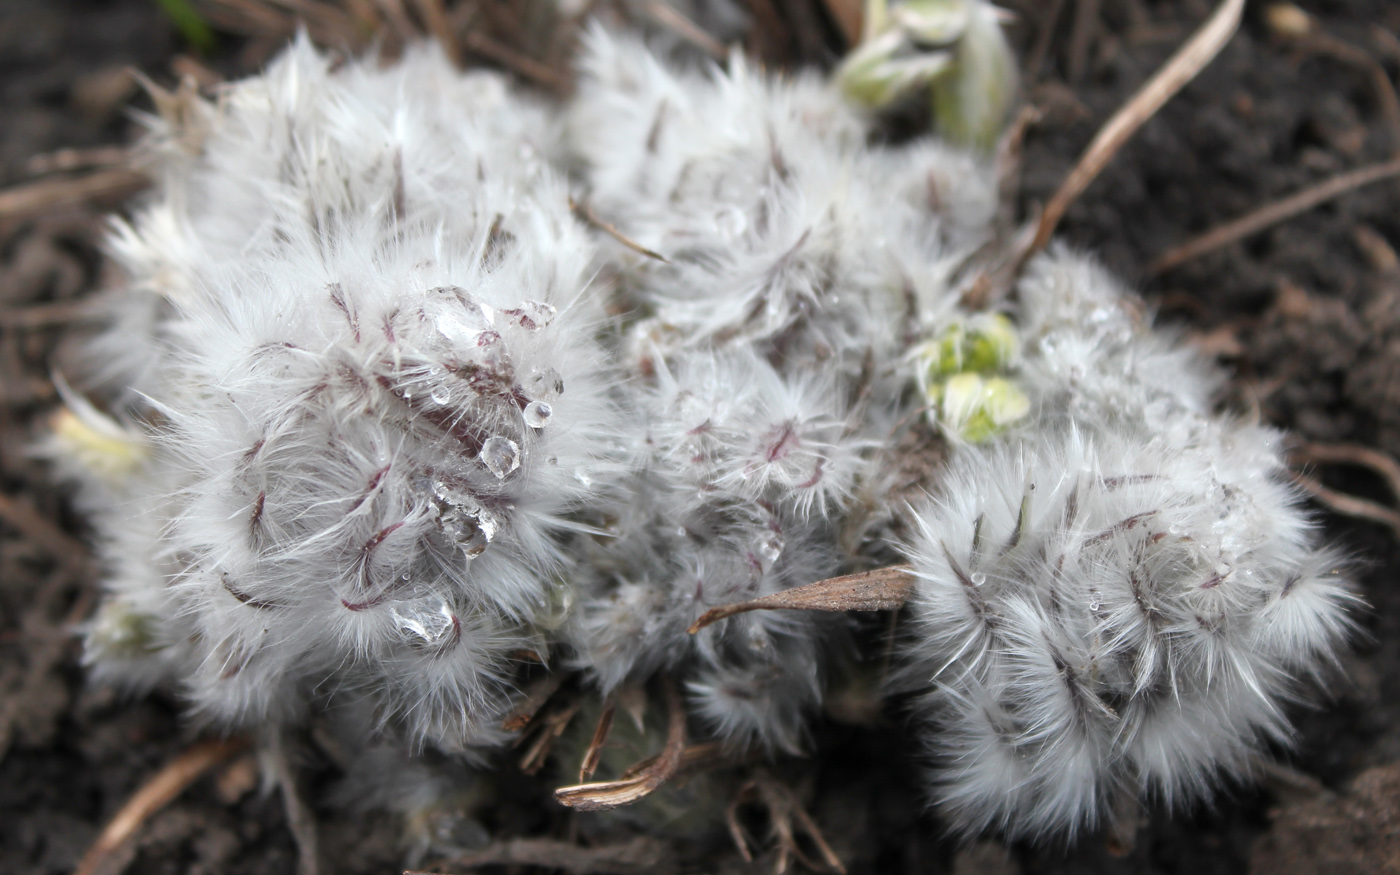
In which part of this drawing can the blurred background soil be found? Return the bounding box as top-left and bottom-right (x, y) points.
(2, 1), (1399, 873)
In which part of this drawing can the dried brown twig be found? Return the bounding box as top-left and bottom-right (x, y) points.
(1148, 158), (1400, 274)
(727, 770), (846, 875)
(73, 737), (249, 875)
(1289, 441), (1400, 540)
(1026, 0), (1244, 257)
(688, 565), (916, 634)
(409, 836), (674, 875)
(0, 169), (148, 224)
(554, 679), (686, 811)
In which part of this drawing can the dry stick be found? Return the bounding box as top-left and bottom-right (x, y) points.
(570, 198), (671, 263)
(1026, 0), (1245, 258)
(409, 0), (461, 64)
(0, 169), (148, 223)
(688, 565), (916, 634)
(410, 836), (674, 875)
(0, 492), (92, 568)
(1292, 440), (1400, 505)
(0, 300), (102, 329)
(644, 0), (727, 59)
(73, 737), (249, 875)
(1147, 158), (1400, 274)
(25, 147), (131, 177)
(501, 671), (566, 731)
(269, 731), (322, 875)
(578, 698), (616, 782)
(461, 29), (567, 91)
(1294, 30), (1400, 157)
(1025, 0), (1069, 81)
(1066, 0), (1101, 85)
(554, 679), (686, 811)
(1292, 471), (1400, 539)
(819, 0), (863, 47)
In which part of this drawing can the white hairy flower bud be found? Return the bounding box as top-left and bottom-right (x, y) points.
(899, 252), (1357, 840)
(63, 37), (623, 752)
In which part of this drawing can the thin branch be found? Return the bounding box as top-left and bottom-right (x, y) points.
(570, 198), (670, 263)
(0, 169), (148, 223)
(268, 731), (322, 875)
(688, 565), (916, 634)
(1292, 440), (1400, 505)
(25, 147), (131, 177)
(1292, 471), (1400, 540)
(578, 698), (616, 782)
(554, 680), (686, 811)
(1148, 158), (1400, 274)
(410, 836), (674, 875)
(0, 492), (93, 568)
(73, 737), (249, 875)
(644, 1), (727, 59)
(1027, 0), (1245, 257)
(460, 29), (567, 91)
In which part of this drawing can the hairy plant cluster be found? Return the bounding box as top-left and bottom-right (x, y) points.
(50, 5), (1355, 854)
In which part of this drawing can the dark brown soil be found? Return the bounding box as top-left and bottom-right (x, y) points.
(2, 1), (1399, 874)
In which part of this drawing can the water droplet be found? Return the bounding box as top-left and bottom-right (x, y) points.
(429, 477), (504, 556)
(434, 300), (495, 346)
(758, 534), (785, 564)
(524, 401), (552, 428)
(526, 367), (563, 398)
(480, 436), (520, 479)
(429, 385), (452, 405)
(1168, 524), (1181, 535)
(505, 301), (557, 331)
(714, 206), (747, 239)
(575, 470), (593, 488)
(392, 600), (457, 646)
(1089, 590), (1103, 612)
(970, 572), (987, 587)
(440, 508), (489, 556)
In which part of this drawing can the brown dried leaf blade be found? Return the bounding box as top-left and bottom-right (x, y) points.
(688, 565), (916, 634)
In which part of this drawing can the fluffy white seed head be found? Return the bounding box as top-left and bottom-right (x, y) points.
(897, 252), (1358, 840)
(569, 27), (995, 384)
(65, 38), (624, 751)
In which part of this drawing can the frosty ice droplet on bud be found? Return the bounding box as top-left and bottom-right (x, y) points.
(523, 401), (552, 429)
(479, 436), (521, 479)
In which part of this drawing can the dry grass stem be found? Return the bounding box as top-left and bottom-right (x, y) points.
(729, 772), (846, 875)
(269, 731), (323, 875)
(25, 147), (131, 177)
(461, 29), (567, 91)
(1148, 158), (1400, 274)
(0, 169), (149, 223)
(500, 671), (566, 731)
(1293, 440), (1400, 504)
(0, 492), (93, 568)
(518, 700), (581, 775)
(0, 301), (102, 330)
(688, 565), (916, 634)
(554, 680), (685, 811)
(644, 1), (727, 59)
(72, 737), (249, 875)
(578, 697), (616, 782)
(1292, 471), (1400, 540)
(1027, 0), (1244, 256)
(409, 836), (674, 875)
(570, 198), (670, 263)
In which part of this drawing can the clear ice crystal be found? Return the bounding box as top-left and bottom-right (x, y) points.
(480, 436), (521, 479)
(523, 401), (552, 428)
(430, 477), (504, 556)
(526, 366), (563, 398)
(392, 600), (458, 646)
